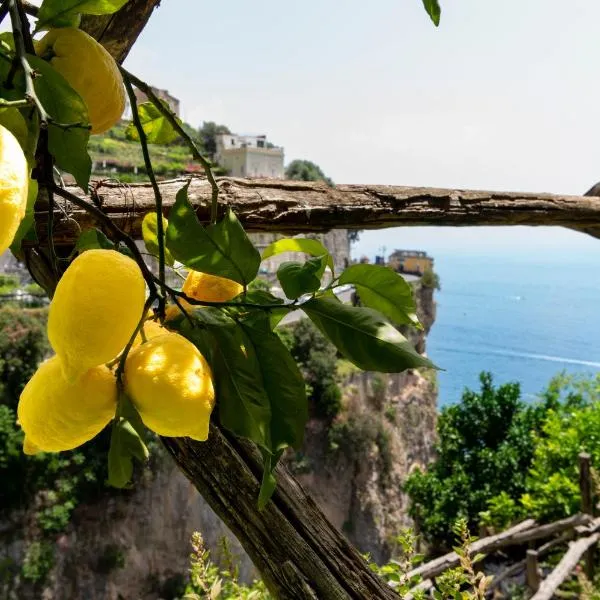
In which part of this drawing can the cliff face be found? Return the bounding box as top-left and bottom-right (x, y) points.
(1, 283), (437, 599)
(287, 281), (438, 563)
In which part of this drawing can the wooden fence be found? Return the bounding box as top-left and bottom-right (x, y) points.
(402, 453), (599, 599)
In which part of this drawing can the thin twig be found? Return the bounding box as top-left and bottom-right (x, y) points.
(121, 71), (166, 316)
(115, 294), (156, 386)
(121, 68), (221, 224)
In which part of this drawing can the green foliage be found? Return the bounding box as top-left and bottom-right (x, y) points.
(126, 101), (182, 145)
(166, 183), (260, 285)
(285, 318), (341, 420)
(0, 274), (19, 294)
(141, 213), (174, 266)
(262, 237), (334, 276)
(522, 402), (600, 520)
(76, 228), (114, 253)
(184, 532), (271, 599)
(421, 268), (441, 290)
(338, 263), (420, 327)
(29, 56), (92, 190)
(421, 0), (441, 26)
(21, 541), (54, 583)
(405, 372), (548, 547)
(302, 297), (434, 372)
(36, 0), (128, 29)
(285, 159), (333, 186)
(277, 256), (326, 299)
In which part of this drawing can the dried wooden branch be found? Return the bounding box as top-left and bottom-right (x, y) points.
(531, 533), (600, 600)
(35, 177), (600, 245)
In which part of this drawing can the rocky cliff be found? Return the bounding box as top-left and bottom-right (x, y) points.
(1, 282), (437, 599)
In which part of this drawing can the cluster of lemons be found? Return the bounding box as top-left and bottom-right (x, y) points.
(18, 249), (244, 454)
(0, 27), (126, 255)
(0, 26), (246, 456)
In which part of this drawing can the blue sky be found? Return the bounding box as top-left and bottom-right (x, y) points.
(31, 1), (600, 258)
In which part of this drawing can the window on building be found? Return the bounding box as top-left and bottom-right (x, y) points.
(231, 139), (235, 146)
(257, 139), (265, 148)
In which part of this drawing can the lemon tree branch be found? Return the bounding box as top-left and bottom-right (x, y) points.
(122, 72), (167, 316)
(121, 68), (221, 224)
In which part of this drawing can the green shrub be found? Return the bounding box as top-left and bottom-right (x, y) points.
(405, 372), (550, 547)
(21, 541), (54, 583)
(420, 268), (440, 290)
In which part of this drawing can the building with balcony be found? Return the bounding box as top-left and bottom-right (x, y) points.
(215, 133), (284, 179)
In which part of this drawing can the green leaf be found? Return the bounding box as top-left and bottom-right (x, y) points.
(421, 0), (441, 26)
(262, 237), (334, 277)
(141, 213), (174, 266)
(338, 264), (420, 328)
(76, 228), (114, 253)
(179, 315), (272, 449)
(302, 297), (436, 372)
(166, 182), (260, 285)
(277, 255), (326, 300)
(241, 314), (308, 451)
(28, 56), (91, 190)
(125, 101), (181, 144)
(37, 0), (128, 29)
(107, 417), (149, 488)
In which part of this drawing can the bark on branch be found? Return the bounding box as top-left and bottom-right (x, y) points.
(35, 177), (600, 245)
(161, 426), (398, 600)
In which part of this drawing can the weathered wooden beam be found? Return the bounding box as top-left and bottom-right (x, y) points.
(161, 426), (398, 600)
(35, 177), (600, 245)
(531, 533), (600, 600)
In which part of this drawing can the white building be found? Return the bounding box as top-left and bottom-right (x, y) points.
(215, 133), (284, 178)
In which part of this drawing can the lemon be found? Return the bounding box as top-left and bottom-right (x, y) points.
(124, 332), (215, 441)
(48, 249), (146, 381)
(0, 124), (28, 254)
(18, 356), (117, 454)
(182, 270), (243, 303)
(35, 28), (126, 134)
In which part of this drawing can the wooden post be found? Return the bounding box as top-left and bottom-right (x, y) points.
(579, 453), (595, 580)
(526, 550), (541, 593)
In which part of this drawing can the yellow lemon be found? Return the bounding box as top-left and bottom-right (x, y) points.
(182, 270), (243, 303)
(124, 332), (215, 441)
(35, 28), (126, 134)
(18, 356), (117, 454)
(48, 249), (146, 381)
(0, 124), (28, 254)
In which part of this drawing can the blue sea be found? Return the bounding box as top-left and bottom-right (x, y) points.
(427, 252), (600, 407)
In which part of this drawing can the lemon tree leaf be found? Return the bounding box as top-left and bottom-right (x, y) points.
(125, 102), (181, 145)
(262, 237), (334, 277)
(258, 449), (284, 510)
(107, 417), (148, 488)
(141, 213), (174, 266)
(338, 264), (421, 328)
(302, 297), (436, 372)
(277, 255), (326, 300)
(28, 56), (91, 190)
(421, 0), (441, 26)
(37, 0), (128, 29)
(174, 312), (272, 450)
(166, 182), (260, 285)
(241, 315), (308, 452)
(76, 228), (114, 253)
